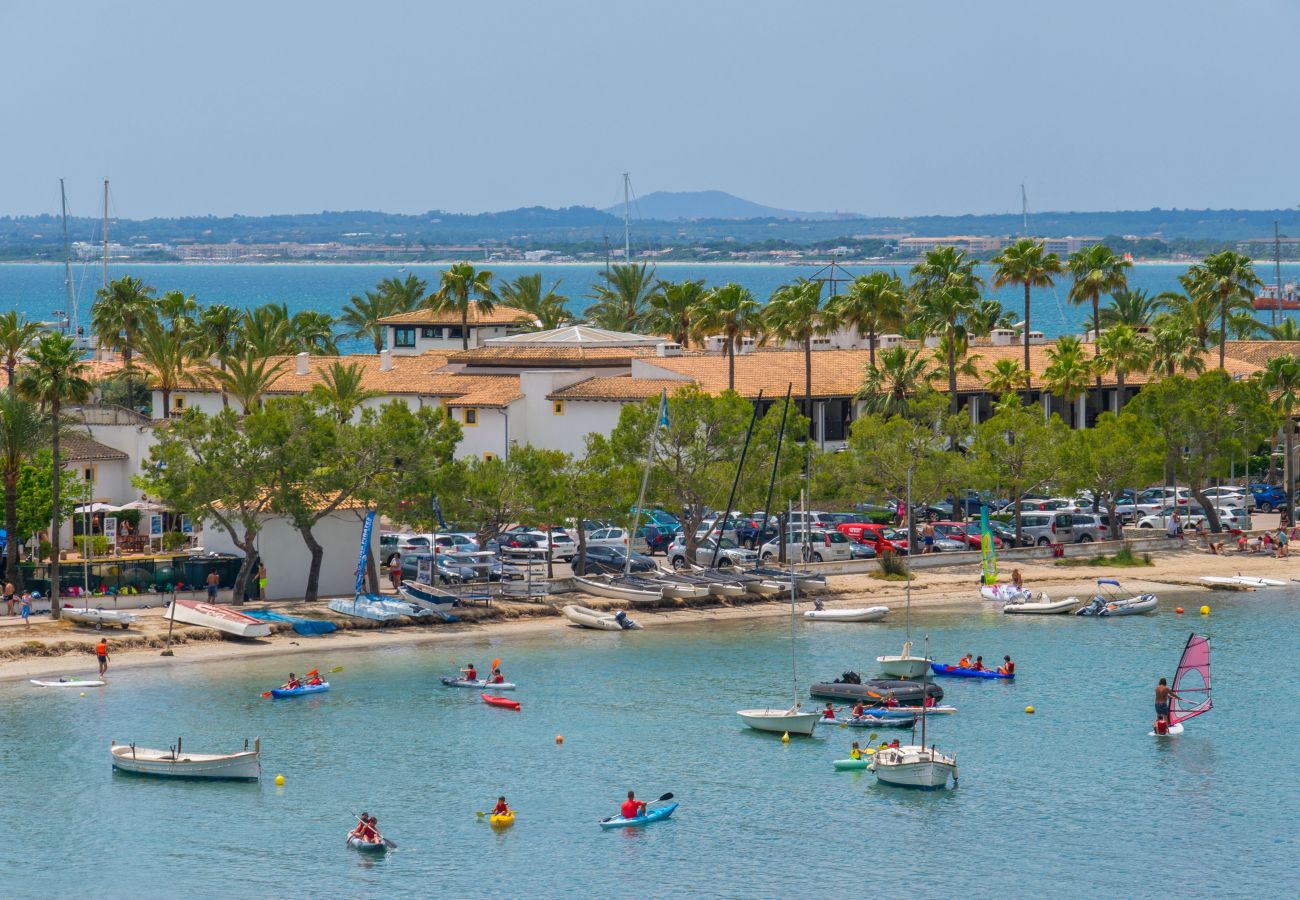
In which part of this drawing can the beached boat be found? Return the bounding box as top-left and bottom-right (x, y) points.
(561, 604), (641, 631)
(62, 607), (136, 630)
(327, 594), (431, 622)
(1200, 575), (1286, 589)
(572, 574), (663, 605)
(648, 573), (713, 600)
(804, 606), (888, 623)
(396, 582), (461, 621)
(1002, 592), (1075, 614)
(736, 706), (821, 736)
(168, 599), (272, 638)
(110, 738), (261, 781)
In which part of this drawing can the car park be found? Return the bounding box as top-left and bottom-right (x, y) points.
(1017, 512), (1076, 545)
(666, 535), (758, 570)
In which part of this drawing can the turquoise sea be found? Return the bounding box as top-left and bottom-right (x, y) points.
(4, 263), (1300, 354)
(2, 590), (1295, 898)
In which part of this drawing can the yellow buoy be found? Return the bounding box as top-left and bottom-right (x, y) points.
(79, 692), (86, 697)
(274, 774), (285, 786)
(781, 732), (790, 744)
(555, 735), (564, 745)
(1025, 705), (1035, 714)
(1200, 605), (1210, 616)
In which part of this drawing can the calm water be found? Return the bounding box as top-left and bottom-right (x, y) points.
(5, 263), (1300, 352)
(1, 590), (1294, 898)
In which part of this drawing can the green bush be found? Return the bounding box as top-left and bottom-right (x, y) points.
(879, 549), (909, 578)
(76, 536), (111, 557)
(161, 531), (189, 551)
(38, 540), (51, 561)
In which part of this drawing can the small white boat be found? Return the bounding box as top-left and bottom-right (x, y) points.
(1075, 578), (1158, 617)
(328, 594), (430, 622)
(63, 607), (137, 629)
(110, 738), (261, 781)
(572, 575), (663, 605)
(707, 580), (747, 598)
(877, 640), (932, 679)
(168, 599), (272, 638)
(1002, 593), (1076, 615)
(657, 580), (710, 600)
(31, 675), (106, 688)
(870, 744), (958, 789)
(396, 582), (460, 621)
(804, 606), (889, 623)
(736, 706), (821, 737)
(1200, 575), (1286, 588)
(562, 605), (641, 631)
(980, 584), (1032, 603)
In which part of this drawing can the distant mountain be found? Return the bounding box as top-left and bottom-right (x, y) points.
(605, 190), (848, 221)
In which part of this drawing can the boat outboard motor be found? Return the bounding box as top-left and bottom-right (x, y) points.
(614, 610), (637, 630)
(835, 671), (862, 685)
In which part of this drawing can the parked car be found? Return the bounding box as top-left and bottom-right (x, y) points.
(577, 546), (656, 575)
(988, 520), (1034, 547)
(852, 502), (898, 524)
(933, 521), (1002, 550)
(788, 510), (833, 529)
(500, 527), (576, 561)
(584, 527), (630, 550)
(1200, 486), (1248, 507)
(849, 541), (877, 560)
(431, 533), (478, 552)
(666, 536), (758, 570)
(380, 532), (431, 555)
(1249, 483), (1287, 513)
(1136, 506), (1203, 530)
(695, 515), (741, 544)
(402, 553), (500, 584)
(1017, 512), (1076, 545)
(951, 521), (1012, 549)
(760, 528), (853, 563)
(735, 515), (780, 549)
(838, 522), (909, 555)
(1131, 488), (1193, 518)
(1068, 513), (1112, 542)
(639, 523), (680, 555)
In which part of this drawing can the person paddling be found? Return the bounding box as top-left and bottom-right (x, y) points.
(998, 655), (1015, 675)
(461, 663), (478, 682)
(283, 673), (301, 690)
(822, 702), (837, 720)
(849, 741), (863, 760)
(620, 790), (646, 820)
(972, 656), (986, 671)
(489, 666), (505, 685)
(958, 652), (974, 669)
(850, 701), (867, 719)
(492, 796), (510, 816)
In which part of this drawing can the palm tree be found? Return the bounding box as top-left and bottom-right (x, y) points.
(691, 283), (762, 390)
(967, 297), (1015, 335)
(134, 314), (202, 419)
(427, 264), (498, 350)
(1157, 275), (1217, 350)
(240, 304), (295, 357)
(310, 360), (381, 422)
(1099, 288), (1161, 330)
(764, 278), (825, 419)
(156, 290), (199, 328)
(856, 346), (936, 417)
(194, 304), (240, 409)
(1271, 318), (1300, 341)
(823, 271), (906, 368)
(914, 281), (981, 414)
(643, 279), (706, 347)
(585, 263), (660, 333)
(1042, 335), (1095, 427)
(376, 273), (428, 313)
(991, 239), (1063, 395)
(1259, 354), (1300, 523)
(1189, 251), (1262, 369)
(984, 358), (1030, 395)
(210, 350), (288, 414)
(17, 332), (91, 617)
(289, 311), (339, 355)
(0, 392), (47, 590)
(92, 275), (156, 405)
(1067, 245), (1131, 411)
(910, 246), (984, 297)
(338, 276), (425, 353)
(497, 273), (572, 331)
(0, 310), (41, 388)
(1095, 324), (1152, 411)
(1148, 316), (1207, 378)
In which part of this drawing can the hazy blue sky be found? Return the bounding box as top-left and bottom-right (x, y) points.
(3, 0), (1298, 218)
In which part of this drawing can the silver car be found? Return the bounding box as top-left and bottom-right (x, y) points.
(1017, 512), (1076, 545)
(667, 536), (758, 570)
(1068, 513), (1113, 542)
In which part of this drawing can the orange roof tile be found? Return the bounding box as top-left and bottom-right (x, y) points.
(548, 376), (691, 402)
(378, 303), (531, 327)
(446, 345), (669, 367)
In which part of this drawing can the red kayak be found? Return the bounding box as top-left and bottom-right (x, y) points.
(481, 692), (521, 711)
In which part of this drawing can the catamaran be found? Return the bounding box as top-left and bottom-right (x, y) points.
(1153, 633), (1212, 736)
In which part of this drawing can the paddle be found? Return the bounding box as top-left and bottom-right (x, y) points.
(476, 808), (520, 818)
(348, 812), (397, 849)
(600, 792), (674, 824)
(261, 666), (344, 698)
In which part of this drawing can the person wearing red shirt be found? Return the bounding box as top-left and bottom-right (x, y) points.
(620, 791), (646, 820)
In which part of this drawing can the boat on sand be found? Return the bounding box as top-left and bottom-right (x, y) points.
(168, 599), (272, 638)
(562, 605), (641, 630)
(62, 607), (136, 630)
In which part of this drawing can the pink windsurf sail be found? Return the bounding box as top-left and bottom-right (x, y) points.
(1169, 633), (1212, 726)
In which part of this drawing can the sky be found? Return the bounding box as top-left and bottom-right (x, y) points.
(3, 0), (1299, 219)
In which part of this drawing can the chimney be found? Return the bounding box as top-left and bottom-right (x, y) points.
(990, 328), (1014, 346)
(379, 349), (393, 372)
(296, 352), (309, 375)
(655, 342), (681, 358)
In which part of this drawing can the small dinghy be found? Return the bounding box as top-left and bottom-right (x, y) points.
(833, 756), (873, 770)
(481, 692), (521, 711)
(397, 582), (460, 621)
(1075, 579), (1157, 617)
(804, 606), (889, 623)
(1002, 593), (1076, 615)
(31, 675), (106, 688)
(561, 605), (641, 631)
(169, 599), (272, 638)
(110, 738), (261, 781)
(823, 714), (916, 728)
(347, 835), (388, 853)
(441, 676), (517, 691)
(810, 677), (944, 706)
(62, 607), (136, 630)
(737, 706), (821, 736)
(270, 682), (330, 698)
(980, 584), (1032, 603)
(572, 575), (663, 605)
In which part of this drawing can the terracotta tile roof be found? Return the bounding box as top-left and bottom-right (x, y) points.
(169, 353), (451, 395)
(445, 345), (669, 366)
(378, 303), (531, 327)
(1218, 341), (1300, 368)
(548, 376), (691, 402)
(442, 377), (523, 409)
(62, 433), (129, 462)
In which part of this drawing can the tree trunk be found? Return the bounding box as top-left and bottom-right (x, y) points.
(947, 338), (958, 415)
(299, 523), (324, 602)
(1218, 290), (1227, 370)
(1022, 282), (1033, 402)
(868, 327), (877, 369)
(161, 388), (171, 420)
(1192, 486), (1221, 534)
(1013, 497), (1023, 545)
(232, 534), (258, 605)
(727, 343), (735, 391)
(574, 527), (587, 576)
(5, 470), (23, 592)
(48, 399), (62, 618)
(461, 305), (470, 351)
(1267, 428), (1280, 485)
(1287, 414), (1296, 526)
(365, 543), (380, 593)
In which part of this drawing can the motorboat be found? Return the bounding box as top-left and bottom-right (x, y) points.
(1001, 592), (1076, 615)
(110, 738), (261, 781)
(804, 606), (889, 623)
(62, 607), (136, 630)
(572, 575), (663, 605)
(980, 584), (1032, 603)
(877, 639), (932, 679)
(870, 743), (957, 789)
(327, 594), (432, 622)
(736, 706), (821, 737)
(562, 605), (641, 631)
(1074, 579), (1157, 617)
(168, 599), (272, 638)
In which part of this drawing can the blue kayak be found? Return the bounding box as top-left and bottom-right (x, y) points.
(599, 802), (677, 829)
(824, 715), (916, 728)
(270, 681), (330, 698)
(930, 664), (1013, 680)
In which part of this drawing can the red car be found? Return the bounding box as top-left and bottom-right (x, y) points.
(838, 522), (909, 555)
(933, 521), (1005, 550)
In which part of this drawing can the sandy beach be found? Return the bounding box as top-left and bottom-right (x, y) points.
(4, 542), (1290, 684)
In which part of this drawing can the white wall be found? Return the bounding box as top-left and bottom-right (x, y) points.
(82, 422), (160, 506)
(200, 510), (374, 601)
(452, 405), (511, 460)
(388, 324), (512, 355)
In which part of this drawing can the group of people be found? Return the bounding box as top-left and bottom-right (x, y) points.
(956, 653), (1015, 675)
(281, 672), (324, 690)
(3, 581), (39, 625)
(348, 813), (383, 844)
(849, 739), (900, 760)
(1232, 527), (1293, 557)
(460, 663), (506, 684)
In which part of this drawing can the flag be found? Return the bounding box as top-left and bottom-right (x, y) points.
(979, 503), (998, 585)
(658, 389), (670, 428)
(355, 510), (376, 597)
(430, 495), (447, 530)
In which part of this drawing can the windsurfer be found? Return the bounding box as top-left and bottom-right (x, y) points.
(1154, 677), (1175, 732)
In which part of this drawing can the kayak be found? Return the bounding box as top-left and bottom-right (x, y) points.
(441, 677), (517, 691)
(30, 676), (107, 688)
(832, 757), (872, 770)
(481, 692), (521, 711)
(599, 802), (678, 829)
(823, 715), (916, 728)
(931, 664), (1014, 680)
(270, 681), (330, 698)
(489, 811), (516, 828)
(346, 835), (387, 852)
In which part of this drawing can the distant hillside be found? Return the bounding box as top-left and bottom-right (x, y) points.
(605, 190), (846, 221)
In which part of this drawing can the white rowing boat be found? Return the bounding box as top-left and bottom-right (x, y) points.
(110, 738), (261, 780)
(168, 599), (272, 638)
(1002, 593), (1076, 615)
(63, 607), (136, 630)
(572, 575), (663, 605)
(736, 706), (821, 737)
(1200, 575), (1286, 588)
(804, 606), (889, 623)
(562, 604), (641, 630)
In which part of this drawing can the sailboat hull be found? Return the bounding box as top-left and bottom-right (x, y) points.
(876, 656), (932, 679)
(870, 745), (957, 788)
(736, 709), (820, 736)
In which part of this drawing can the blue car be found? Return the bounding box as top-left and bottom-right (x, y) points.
(1249, 483), (1287, 513)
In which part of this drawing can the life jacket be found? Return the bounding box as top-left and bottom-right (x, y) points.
(96, 641), (108, 656)
(850, 748), (861, 760)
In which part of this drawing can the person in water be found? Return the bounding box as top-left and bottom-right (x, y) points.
(621, 791), (646, 820)
(849, 741), (863, 760)
(1155, 677), (1176, 731)
(461, 663), (478, 681)
(822, 702), (837, 720)
(998, 655), (1015, 675)
(492, 796), (510, 815)
(958, 653), (974, 669)
(96, 638), (109, 676)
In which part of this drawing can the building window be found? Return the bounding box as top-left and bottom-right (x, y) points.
(421, 327), (438, 338)
(394, 327), (416, 348)
(173, 395), (185, 410)
(446, 326), (464, 340)
(463, 408), (478, 426)
(82, 465), (97, 483)
(553, 400), (565, 416)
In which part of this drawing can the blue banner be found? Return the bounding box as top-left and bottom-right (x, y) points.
(355, 510), (376, 597)
(431, 495), (447, 530)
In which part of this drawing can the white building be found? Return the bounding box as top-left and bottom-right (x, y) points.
(378, 302), (534, 354)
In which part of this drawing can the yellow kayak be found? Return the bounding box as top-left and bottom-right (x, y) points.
(489, 811), (516, 828)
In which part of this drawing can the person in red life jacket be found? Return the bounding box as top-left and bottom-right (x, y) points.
(1154, 678), (1177, 733)
(972, 656), (985, 671)
(490, 667), (505, 685)
(461, 663), (478, 681)
(924, 695), (936, 708)
(492, 796), (510, 816)
(998, 655), (1015, 675)
(890, 739), (901, 749)
(621, 790), (646, 820)
(822, 702), (837, 720)
(350, 813), (377, 842)
(850, 701), (867, 719)
(883, 694), (899, 708)
(284, 673), (301, 690)
(306, 673), (323, 686)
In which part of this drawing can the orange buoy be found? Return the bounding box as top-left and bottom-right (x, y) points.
(555, 735), (564, 745)
(1175, 607), (1185, 615)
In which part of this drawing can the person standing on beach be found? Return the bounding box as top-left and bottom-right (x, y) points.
(96, 638), (109, 676)
(257, 562), (267, 601)
(205, 570), (219, 600)
(4, 581), (15, 617)
(386, 553), (402, 591)
(20, 592), (31, 626)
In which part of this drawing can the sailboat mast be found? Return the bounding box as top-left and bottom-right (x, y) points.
(709, 390), (763, 568)
(60, 179), (73, 335)
(1021, 181), (1029, 238)
(758, 384), (794, 567)
(622, 173), (631, 264)
(1275, 220), (1283, 330)
(102, 178), (109, 290)
(904, 465), (912, 642)
(625, 389), (666, 576)
(789, 499), (798, 708)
